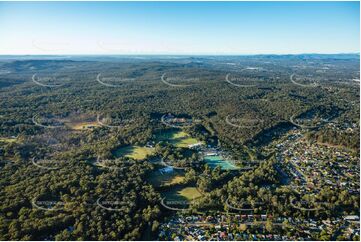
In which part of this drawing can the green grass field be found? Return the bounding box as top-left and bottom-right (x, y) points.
(155, 129), (202, 148)
(166, 175), (185, 186)
(163, 186), (202, 201)
(147, 169), (185, 187)
(114, 145), (155, 160)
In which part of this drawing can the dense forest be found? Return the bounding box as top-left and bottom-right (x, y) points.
(0, 55), (359, 240)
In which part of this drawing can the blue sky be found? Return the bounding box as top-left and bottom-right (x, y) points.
(0, 1), (359, 55)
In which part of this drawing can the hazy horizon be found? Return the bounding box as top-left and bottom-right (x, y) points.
(0, 53), (359, 57)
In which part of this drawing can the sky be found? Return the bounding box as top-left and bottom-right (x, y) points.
(0, 1), (359, 55)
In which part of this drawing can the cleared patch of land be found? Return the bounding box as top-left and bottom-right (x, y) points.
(0, 137), (18, 143)
(66, 121), (100, 130)
(114, 145), (155, 160)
